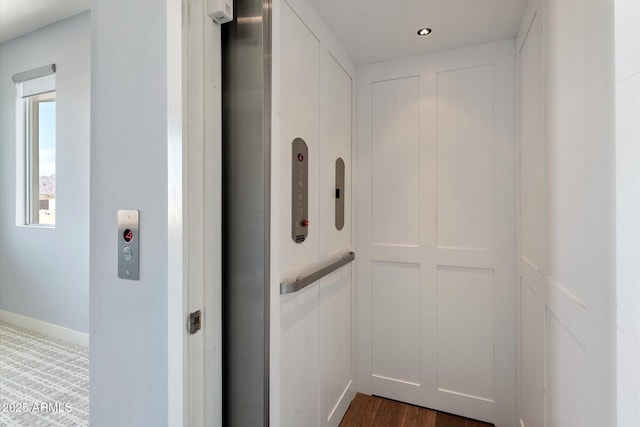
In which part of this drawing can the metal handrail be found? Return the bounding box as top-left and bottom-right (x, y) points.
(280, 251), (355, 295)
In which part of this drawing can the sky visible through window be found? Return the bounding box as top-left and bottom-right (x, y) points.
(37, 99), (55, 225)
(38, 100), (55, 180)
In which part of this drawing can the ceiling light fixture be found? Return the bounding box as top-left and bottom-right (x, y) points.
(417, 27), (432, 36)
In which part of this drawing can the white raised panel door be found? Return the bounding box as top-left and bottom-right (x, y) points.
(357, 41), (516, 427)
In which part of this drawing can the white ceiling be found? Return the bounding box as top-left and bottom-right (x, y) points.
(309, 0), (527, 64)
(0, 0), (90, 44)
(0, 0), (526, 63)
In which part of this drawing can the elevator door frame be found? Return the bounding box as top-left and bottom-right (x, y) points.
(168, 0), (223, 426)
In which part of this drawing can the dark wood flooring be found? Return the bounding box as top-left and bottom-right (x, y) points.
(339, 393), (493, 427)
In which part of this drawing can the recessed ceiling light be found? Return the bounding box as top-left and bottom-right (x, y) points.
(417, 27), (432, 36)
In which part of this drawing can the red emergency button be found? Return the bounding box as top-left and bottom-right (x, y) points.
(301, 219), (309, 227)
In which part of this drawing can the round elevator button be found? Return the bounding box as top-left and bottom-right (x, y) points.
(123, 247), (133, 261)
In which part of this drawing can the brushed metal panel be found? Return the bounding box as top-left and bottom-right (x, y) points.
(221, 0), (271, 425)
(117, 210), (139, 280)
(291, 138), (309, 243)
(335, 157), (345, 230)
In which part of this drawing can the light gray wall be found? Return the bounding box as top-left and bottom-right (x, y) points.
(0, 12), (90, 334)
(90, 0), (168, 425)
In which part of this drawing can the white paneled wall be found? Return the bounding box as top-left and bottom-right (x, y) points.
(437, 267), (495, 402)
(517, 0), (617, 426)
(357, 40), (516, 427)
(436, 66), (495, 251)
(371, 77), (420, 247)
(274, 1), (356, 426)
(371, 261), (421, 384)
(615, 0), (640, 425)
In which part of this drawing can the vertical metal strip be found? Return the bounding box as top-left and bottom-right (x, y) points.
(262, 0), (272, 424)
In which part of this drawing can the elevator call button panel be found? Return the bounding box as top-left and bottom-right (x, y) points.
(292, 138), (309, 243)
(118, 209), (140, 280)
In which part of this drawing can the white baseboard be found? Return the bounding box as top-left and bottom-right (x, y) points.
(328, 380), (356, 427)
(0, 310), (89, 347)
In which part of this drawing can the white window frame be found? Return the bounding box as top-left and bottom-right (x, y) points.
(14, 65), (56, 227)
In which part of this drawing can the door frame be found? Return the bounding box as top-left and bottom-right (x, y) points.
(168, 0), (222, 425)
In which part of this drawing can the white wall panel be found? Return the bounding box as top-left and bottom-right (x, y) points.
(437, 267), (494, 401)
(279, 2), (320, 274)
(520, 279), (545, 427)
(543, 0), (616, 425)
(516, 7), (547, 425)
(546, 312), (587, 427)
(320, 50), (352, 258)
(436, 65), (494, 251)
(614, 0), (640, 82)
(371, 261), (421, 385)
(280, 287), (321, 427)
(518, 10), (545, 273)
(319, 266), (352, 425)
(371, 77), (420, 247)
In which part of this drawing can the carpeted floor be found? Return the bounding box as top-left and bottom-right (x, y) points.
(0, 321), (89, 427)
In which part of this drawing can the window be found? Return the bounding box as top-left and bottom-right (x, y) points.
(13, 65), (56, 226)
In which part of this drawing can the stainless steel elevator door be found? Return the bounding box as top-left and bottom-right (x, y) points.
(221, 0), (271, 425)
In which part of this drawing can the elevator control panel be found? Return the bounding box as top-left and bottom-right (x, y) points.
(118, 210), (140, 280)
(335, 157), (345, 230)
(292, 138), (309, 243)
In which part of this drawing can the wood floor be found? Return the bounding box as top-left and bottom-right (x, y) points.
(339, 393), (493, 427)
